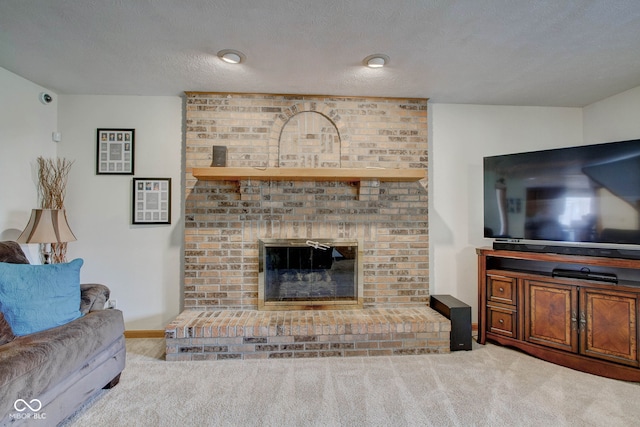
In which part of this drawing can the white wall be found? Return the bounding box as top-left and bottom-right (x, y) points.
(429, 103), (583, 319)
(583, 85), (640, 144)
(0, 67), (58, 261)
(57, 95), (183, 330)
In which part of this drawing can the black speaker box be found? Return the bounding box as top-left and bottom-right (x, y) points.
(430, 294), (472, 351)
(211, 145), (227, 167)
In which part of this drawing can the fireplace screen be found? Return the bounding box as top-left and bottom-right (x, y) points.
(258, 239), (362, 310)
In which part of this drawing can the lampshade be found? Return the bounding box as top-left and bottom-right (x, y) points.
(17, 209), (77, 244)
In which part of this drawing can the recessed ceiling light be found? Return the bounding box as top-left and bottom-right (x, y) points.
(363, 54), (389, 68)
(217, 49), (245, 64)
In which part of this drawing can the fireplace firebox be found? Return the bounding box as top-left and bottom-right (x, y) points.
(258, 239), (363, 310)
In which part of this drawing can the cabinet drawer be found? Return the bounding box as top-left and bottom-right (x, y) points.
(487, 305), (517, 338)
(488, 274), (517, 305)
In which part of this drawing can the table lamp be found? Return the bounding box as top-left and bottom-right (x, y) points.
(17, 209), (77, 264)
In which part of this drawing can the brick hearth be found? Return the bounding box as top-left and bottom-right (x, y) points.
(166, 308), (450, 360)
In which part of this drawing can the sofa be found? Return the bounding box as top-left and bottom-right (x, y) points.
(0, 241), (126, 426)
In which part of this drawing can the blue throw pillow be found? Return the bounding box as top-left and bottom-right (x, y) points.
(0, 259), (83, 336)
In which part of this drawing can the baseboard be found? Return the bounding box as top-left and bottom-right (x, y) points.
(472, 323), (478, 332)
(124, 330), (165, 338)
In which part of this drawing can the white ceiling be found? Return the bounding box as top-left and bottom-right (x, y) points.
(2, 1), (640, 107)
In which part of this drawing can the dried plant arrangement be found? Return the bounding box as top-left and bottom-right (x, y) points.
(37, 156), (74, 263)
(38, 157), (73, 209)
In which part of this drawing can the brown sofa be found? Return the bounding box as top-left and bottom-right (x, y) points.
(0, 242), (126, 426)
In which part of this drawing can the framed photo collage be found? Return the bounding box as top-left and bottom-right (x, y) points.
(96, 128), (171, 225)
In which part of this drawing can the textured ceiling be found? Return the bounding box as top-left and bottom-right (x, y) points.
(1, 1), (640, 107)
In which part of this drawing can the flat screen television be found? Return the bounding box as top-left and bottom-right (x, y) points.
(484, 139), (640, 256)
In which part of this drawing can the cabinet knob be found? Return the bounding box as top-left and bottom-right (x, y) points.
(499, 287), (504, 292)
(499, 319), (504, 324)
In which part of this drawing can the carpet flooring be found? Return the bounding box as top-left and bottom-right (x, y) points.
(61, 338), (640, 426)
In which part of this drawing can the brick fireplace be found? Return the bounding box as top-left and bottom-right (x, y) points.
(165, 93), (451, 360)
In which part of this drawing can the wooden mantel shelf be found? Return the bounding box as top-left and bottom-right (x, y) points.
(192, 167), (426, 182)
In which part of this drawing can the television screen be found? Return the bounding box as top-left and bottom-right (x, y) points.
(484, 139), (640, 246)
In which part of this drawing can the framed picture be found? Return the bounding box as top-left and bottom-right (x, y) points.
(96, 128), (135, 174)
(132, 178), (171, 224)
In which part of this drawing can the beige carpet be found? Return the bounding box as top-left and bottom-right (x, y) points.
(61, 338), (640, 426)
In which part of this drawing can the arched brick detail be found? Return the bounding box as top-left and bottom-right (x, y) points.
(269, 102), (350, 168)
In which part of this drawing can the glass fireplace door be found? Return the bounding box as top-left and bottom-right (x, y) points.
(258, 239), (362, 310)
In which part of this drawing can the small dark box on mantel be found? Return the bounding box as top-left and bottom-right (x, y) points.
(211, 145), (227, 167)
(430, 294), (472, 351)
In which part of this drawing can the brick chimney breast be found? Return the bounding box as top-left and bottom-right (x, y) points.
(184, 93), (428, 311)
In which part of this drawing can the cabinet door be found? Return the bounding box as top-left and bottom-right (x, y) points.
(581, 288), (638, 367)
(524, 280), (579, 352)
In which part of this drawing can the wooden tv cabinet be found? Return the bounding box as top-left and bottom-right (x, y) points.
(477, 247), (640, 382)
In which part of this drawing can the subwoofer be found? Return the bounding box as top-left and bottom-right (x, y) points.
(430, 294), (472, 351)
